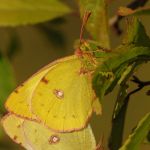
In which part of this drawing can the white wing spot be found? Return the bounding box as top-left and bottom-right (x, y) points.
(53, 89), (64, 99)
(49, 135), (60, 144)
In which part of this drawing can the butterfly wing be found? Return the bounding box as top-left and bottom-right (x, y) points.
(2, 114), (96, 150)
(5, 56), (76, 120)
(5, 67), (50, 120)
(23, 120), (96, 150)
(31, 55), (95, 132)
(1, 114), (32, 150)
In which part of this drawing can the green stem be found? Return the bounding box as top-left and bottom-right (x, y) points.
(108, 75), (150, 150)
(109, 95), (129, 150)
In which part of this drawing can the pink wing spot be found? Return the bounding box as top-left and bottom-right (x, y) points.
(53, 89), (64, 99)
(14, 135), (18, 140)
(41, 77), (49, 84)
(49, 135), (60, 144)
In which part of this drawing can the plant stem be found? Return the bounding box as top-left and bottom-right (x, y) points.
(108, 75), (150, 150)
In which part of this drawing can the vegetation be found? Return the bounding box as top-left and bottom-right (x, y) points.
(0, 0), (150, 149)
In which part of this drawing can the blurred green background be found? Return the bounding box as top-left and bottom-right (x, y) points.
(0, 0), (150, 149)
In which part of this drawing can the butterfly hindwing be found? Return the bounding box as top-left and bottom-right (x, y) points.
(1, 114), (31, 149)
(23, 118), (96, 150)
(2, 114), (96, 150)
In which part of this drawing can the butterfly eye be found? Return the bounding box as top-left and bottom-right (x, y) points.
(53, 89), (64, 99)
(49, 135), (60, 144)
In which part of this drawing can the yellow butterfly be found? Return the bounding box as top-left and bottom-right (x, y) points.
(5, 55), (101, 132)
(2, 114), (31, 150)
(2, 114), (97, 150)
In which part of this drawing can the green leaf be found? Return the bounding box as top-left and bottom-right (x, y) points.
(92, 18), (150, 100)
(93, 45), (150, 100)
(118, 6), (150, 17)
(119, 113), (150, 150)
(0, 53), (15, 114)
(123, 18), (150, 47)
(113, 84), (128, 119)
(0, 0), (71, 26)
(109, 83), (129, 150)
(108, 62), (139, 150)
(77, 0), (110, 48)
(108, 18), (150, 150)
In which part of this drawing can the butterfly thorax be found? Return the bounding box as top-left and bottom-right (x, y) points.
(75, 40), (111, 74)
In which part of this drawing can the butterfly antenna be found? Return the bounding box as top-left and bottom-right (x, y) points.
(79, 11), (91, 44)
